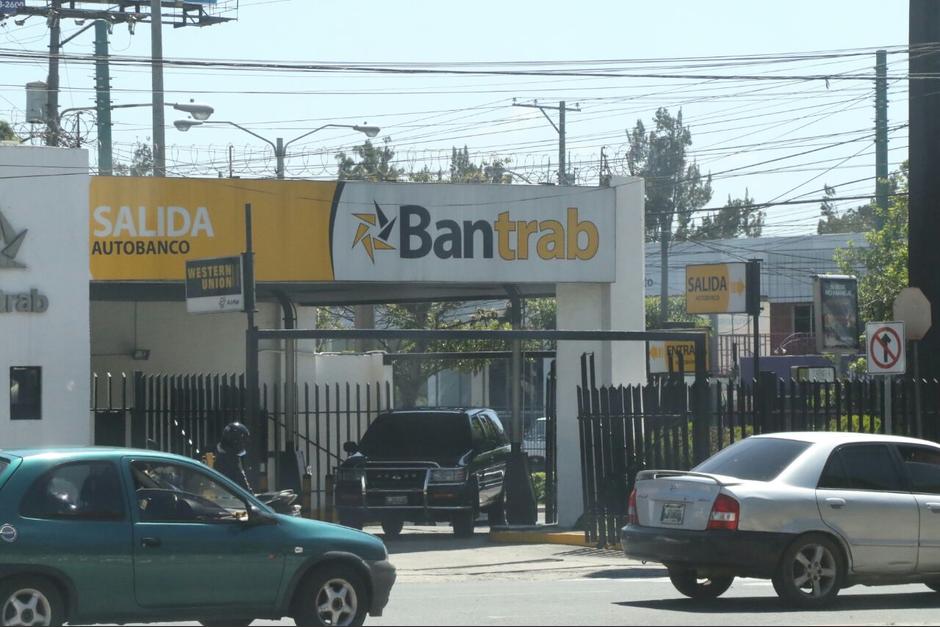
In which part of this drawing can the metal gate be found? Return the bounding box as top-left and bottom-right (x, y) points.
(91, 371), (392, 516)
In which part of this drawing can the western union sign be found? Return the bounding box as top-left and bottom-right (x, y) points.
(685, 263), (747, 314)
(185, 256), (244, 314)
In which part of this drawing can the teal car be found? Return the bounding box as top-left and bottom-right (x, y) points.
(0, 448), (395, 627)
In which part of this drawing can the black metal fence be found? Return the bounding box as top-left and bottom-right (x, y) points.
(91, 372), (393, 515)
(577, 353), (940, 548)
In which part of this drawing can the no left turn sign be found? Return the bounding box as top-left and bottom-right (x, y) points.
(866, 321), (906, 375)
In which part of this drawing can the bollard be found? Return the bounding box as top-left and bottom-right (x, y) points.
(302, 472), (313, 519)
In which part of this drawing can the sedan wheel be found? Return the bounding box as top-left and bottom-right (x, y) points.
(294, 565), (368, 627)
(773, 534), (843, 608)
(0, 577), (63, 627)
(667, 568), (733, 599)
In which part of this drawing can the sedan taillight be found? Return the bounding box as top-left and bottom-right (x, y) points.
(627, 488), (638, 525)
(707, 493), (740, 530)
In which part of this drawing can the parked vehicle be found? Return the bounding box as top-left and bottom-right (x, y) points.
(522, 417), (547, 471)
(335, 408), (511, 537)
(0, 448), (394, 626)
(622, 432), (940, 607)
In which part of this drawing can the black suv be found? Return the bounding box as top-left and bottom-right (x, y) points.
(334, 408), (511, 537)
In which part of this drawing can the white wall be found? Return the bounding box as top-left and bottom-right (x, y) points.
(555, 177), (646, 527)
(0, 146), (90, 446)
(91, 300), (281, 382)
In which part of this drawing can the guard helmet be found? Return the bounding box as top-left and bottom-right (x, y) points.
(220, 422), (250, 456)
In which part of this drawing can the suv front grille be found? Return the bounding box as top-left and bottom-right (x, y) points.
(366, 468), (427, 490)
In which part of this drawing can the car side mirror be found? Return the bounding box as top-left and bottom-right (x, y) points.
(343, 441), (359, 455)
(245, 504), (278, 527)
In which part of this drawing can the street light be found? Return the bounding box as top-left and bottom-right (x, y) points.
(60, 100), (214, 122)
(174, 120), (381, 179)
(55, 100), (213, 174)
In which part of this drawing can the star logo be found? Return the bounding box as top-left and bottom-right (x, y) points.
(0, 209), (27, 270)
(352, 202), (396, 263)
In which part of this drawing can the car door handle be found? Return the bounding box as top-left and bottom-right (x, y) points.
(926, 502), (940, 513)
(140, 536), (162, 548)
(825, 497), (847, 509)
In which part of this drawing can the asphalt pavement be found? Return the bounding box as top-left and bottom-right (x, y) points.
(102, 523), (940, 626)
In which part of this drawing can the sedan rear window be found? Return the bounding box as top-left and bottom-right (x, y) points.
(694, 437), (811, 481)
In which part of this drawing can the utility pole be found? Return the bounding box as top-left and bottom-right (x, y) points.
(150, 0), (166, 176)
(909, 0), (940, 380)
(512, 100), (580, 185)
(94, 20), (113, 175)
(45, 1), (61, 146)
(875, 49), (889, 216)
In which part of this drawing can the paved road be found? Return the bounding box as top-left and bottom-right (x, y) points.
(103, 524), (940, 626)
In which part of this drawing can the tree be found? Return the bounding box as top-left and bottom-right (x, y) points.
(644, 296), (708, 330)
(627, 108), (713, 243)
(335, 138), (402, 181)
(817, 184), (877, 234)
(628, 108), (713, 326)
(449, 146), (512, 184)
(689, 190), (764, 240)
(0, 120), (16, 142)
(836, 163), (908, 323)
(113, 140), (154, 176)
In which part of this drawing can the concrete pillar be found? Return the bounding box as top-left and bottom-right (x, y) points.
(554, 176), (646, 527)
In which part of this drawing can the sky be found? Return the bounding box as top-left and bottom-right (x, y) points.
(0, 0), (911, 237)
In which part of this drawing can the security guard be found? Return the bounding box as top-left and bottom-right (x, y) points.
(214, 422), (252, 493)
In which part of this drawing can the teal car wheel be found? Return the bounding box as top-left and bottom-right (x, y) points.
(0, 576), (64, 627)
(294, 564), (368, 627)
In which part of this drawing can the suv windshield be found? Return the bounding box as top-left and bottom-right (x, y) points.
(693, 437), (811, 481)
(357, 413), (472, 461)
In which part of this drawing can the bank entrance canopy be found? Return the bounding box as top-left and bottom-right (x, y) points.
(88, 177), (623, 304)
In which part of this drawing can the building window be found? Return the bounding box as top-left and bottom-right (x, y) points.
(794, 304), (814, 334)
(10, 367), (41, 420)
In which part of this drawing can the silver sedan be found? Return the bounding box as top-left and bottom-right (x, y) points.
(621, 432), (940, 607)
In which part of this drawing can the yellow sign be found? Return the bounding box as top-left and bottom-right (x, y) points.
(685, 262), (747, 314)
(648, 340), (707, 374)
(89, 177), (338, 281)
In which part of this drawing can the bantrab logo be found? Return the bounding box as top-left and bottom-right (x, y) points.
(0, 208), (27, 270)
(352, 203), (598, 263)
(352, 202), (397, 263)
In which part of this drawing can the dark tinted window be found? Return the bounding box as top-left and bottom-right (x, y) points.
(694, 437), (811, 481)
(10, 367), (41, 420)
(817, 452), (851, 489)
(486, 414), (510, 446)
(899, 445), (940, 493)
(837, 444), (904, 491)
(21, 462), (124, 521)
(357, 413), (472, 460)
(470, 416), (487, 449)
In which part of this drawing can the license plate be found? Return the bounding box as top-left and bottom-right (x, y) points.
(385, 495), (408, 506)
(660, 503), (685, 525)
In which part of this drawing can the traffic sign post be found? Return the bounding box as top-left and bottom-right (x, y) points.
(866, 321), (906, 435)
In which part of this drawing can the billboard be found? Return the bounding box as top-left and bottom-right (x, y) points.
(685, 262), (748, 314)
(89, 178), (617, 284)
(814, 275), (860, 352)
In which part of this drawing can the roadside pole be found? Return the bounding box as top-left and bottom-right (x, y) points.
(243, 203), (261, 484)
(746, 259), (762, 419)
(893, 287), (932, 438)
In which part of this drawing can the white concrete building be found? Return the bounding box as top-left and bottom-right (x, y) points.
(0, 145), (90, 446)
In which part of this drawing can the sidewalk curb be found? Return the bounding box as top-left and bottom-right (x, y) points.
(488, 528), (596, 548)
